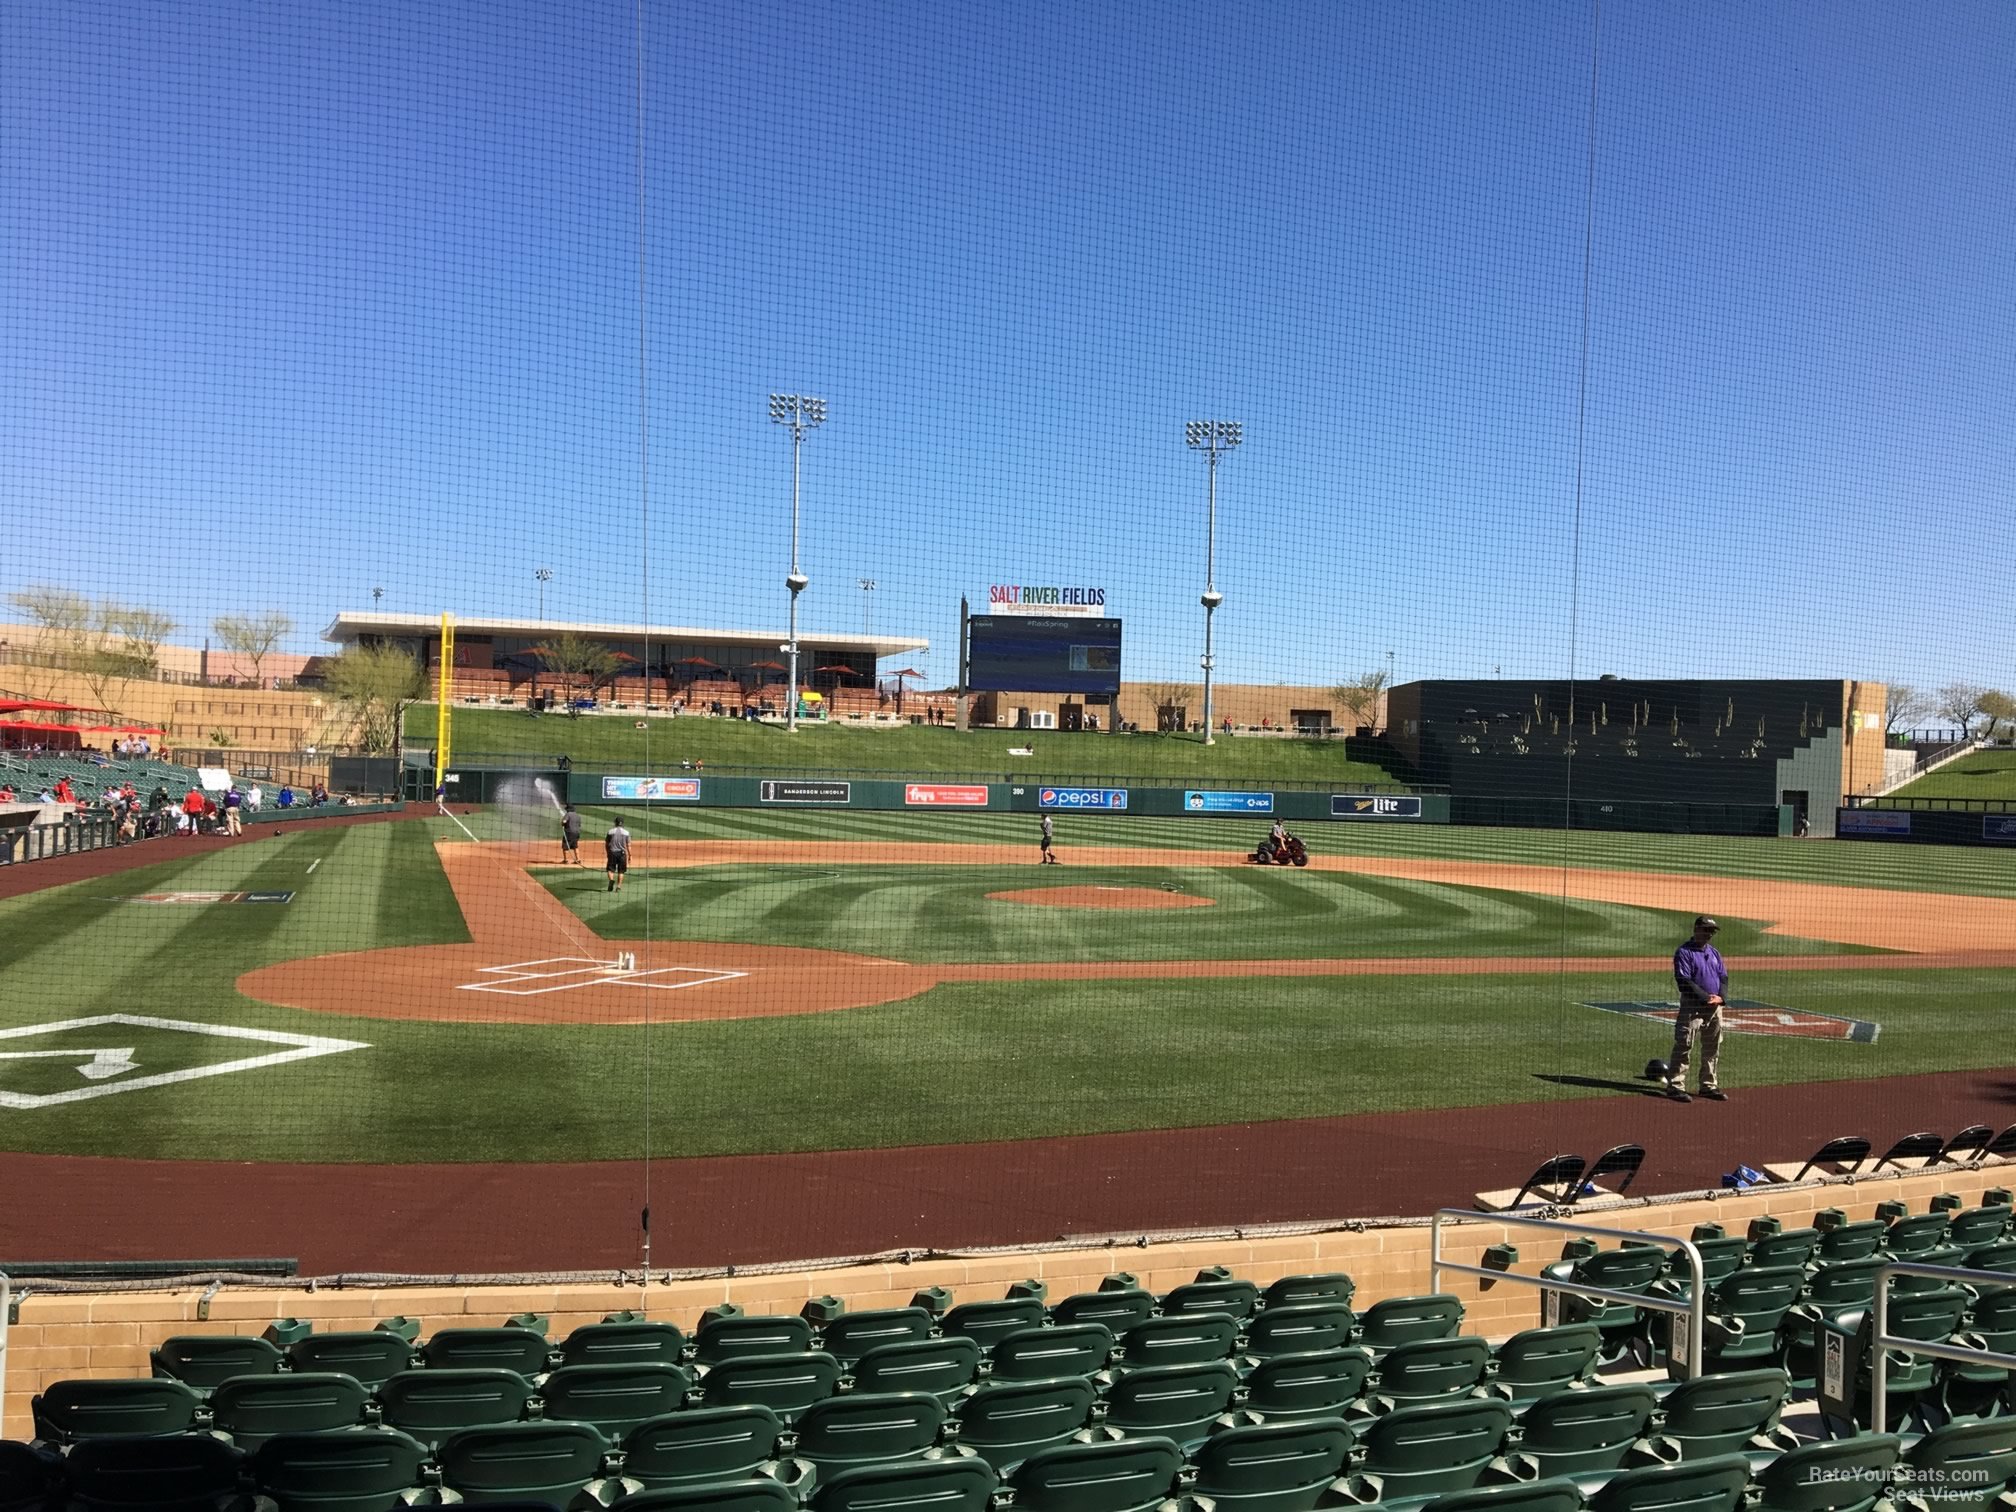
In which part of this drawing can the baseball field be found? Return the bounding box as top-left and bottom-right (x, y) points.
(4, 796), (2015, 1274)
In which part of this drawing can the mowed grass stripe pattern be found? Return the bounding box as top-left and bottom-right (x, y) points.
(540, 864), (1866, 963)
(446, 806), (2016, 898)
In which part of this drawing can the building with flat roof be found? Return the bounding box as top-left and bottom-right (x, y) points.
(323, 611), (929, 711)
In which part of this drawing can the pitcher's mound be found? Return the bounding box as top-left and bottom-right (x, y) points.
(986, 886), (1215, 911)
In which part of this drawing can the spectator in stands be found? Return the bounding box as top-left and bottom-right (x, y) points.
(278, 785), (295, 808)
(182, 787), (205, 836)
(0, 783), (14, 802)
(223, 787), (243, 837)
(54, 777), (76, 804)
(246, 783), (263, 814)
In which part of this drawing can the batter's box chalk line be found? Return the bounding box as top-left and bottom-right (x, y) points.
(458, 955), (749, 997)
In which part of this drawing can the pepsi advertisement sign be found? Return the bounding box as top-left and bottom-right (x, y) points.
(1039, 786), (1128, 810)
(1184, 789), (1274, 813)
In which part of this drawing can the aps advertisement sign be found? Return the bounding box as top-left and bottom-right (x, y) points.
(1184, 789), (1274, 814)
(602, 776), (701, 801)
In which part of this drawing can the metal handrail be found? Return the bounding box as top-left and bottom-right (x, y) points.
(1870, 1260), (2016, 1428)
(1431, 1209), (1705, 1377)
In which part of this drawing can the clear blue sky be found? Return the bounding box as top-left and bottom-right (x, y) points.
(5, 0), (2011, 691)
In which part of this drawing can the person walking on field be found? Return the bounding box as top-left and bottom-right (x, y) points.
(1665, 915), (1729, 1103)
(1039, 812), (1059, 864)
(561, 804), (583, 864)
(605, 818), (632, 892)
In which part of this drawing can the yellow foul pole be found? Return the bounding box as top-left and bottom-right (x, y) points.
(434, 613), (455, 799)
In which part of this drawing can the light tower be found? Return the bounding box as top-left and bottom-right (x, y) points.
(1185, 420), (1242, 745)
(769, 393), (827, 731)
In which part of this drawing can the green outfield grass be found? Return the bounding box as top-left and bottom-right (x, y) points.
(1891, 747), (2016, 800)
(1, 812), (2010, 1164)
(455, 804), (2016, 899)
(542, 863), (1870, 962)
(414, 704), (1405, 785)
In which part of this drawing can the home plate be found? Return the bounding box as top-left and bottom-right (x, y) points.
(459, 956), (749, 997)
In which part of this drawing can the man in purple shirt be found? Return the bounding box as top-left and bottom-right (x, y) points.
(1666, 915), (1729, 1103)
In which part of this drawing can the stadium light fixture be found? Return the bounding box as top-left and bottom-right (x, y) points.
(535, 566), (553, 621)
(858, 578), (877, 637)
(770, 394), (828, 731)
(1185, 420), (1243, 745)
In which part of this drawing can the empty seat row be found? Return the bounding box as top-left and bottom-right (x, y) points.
(11, 1389), (2014, 1512)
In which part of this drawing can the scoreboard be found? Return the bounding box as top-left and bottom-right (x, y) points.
(966, 616), (1123, 695)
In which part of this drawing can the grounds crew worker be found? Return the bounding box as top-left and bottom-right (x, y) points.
(1665, 915), (1729, 1103)
(605, 819), (631, 892)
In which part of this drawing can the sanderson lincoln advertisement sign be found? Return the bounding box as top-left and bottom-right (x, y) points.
(988, 583), (1108, 616)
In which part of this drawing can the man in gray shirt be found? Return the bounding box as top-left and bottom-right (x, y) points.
(605, 820), (631, 892)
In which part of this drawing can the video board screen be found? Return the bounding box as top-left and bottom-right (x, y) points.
(967, 616), (1123, 694)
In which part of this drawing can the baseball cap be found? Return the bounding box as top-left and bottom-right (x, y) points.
(1694, 915), (1720, 932)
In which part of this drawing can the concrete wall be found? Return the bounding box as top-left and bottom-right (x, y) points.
(5, 1161), (2003, 1440)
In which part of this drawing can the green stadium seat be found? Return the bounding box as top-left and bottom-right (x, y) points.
(1582, 1454), (1751, 1512)
(1678, 1265), (1806, 1378)
(287, 1330), (417, 1389)
(250, 1427), (431, 1512)
(696, 1351), (843, 1423)
(60, 1432), (247, 1512)
(534, 1362), (694, 1442)
(787, 1391), (948, 1474)
(1114, 1312), (1241, 1368)
(1940, 1284), (2016, 1419)
(615, 1406), (789, 1492)
(1486, 1325), (1601, 1406)
(0, 1441), (60, 1512)
(375, 1367), (535, 1450)
(1242, 1304), (1358, 1360)
(1372, 1336), (1492, 1404)
(31, 1376), (204, 1443)
(693, 1314), (818, 1366)
(1783, 1259), (1888, 1385)
(952, 1376), (1099, 1470)
(1961, 1242), (2016, 1279)
(847, 1336), (984, 1402)
(989, 1323), (1114, 1381)
(1417, 1480), (1587, 1512)
(207, 1371), (370, 1450)
(1651, 1369), (1798, 1465)
(807, 1456), (999, 1512)
(433, 1420), (609, 1506)
(1746, 1229), (1820, 1270)
(1183, 1418), (1357, 1512)
(1946, 1206), (2012, 1253)
(609, 1483), (804, 1512)
(1099, 1360), (1242, 1449)
(151, 1332), (286, 1391)
(1357, 1295), (1466, 1357)
(1161, 1277), (1260, 1321)
(1262, 1274), (1357, 1311)
(1334, 1396), (1515, 1506)
(557, 1320), (689, 1369)
(1814, 1287), (1970, 1432)
(1510, 1383), (1669, 1482)
(1812, 1221), (1887, 1266)
(1748, 1436), (1903, 1512)
(938, 1297), (1049, 1353)
(1242, 1348), (1374, 1423)
(1050, 1288), (1157, 1334)
(1885, 1210), (1955, 1257)
(419, 1325), (552, 1376)
(1898, 1417), (2016, 1512)
(816, 1306), (936, 1364)
(1001, 1436), (1185, 1512)
(1541, 1248), (1668, 1366)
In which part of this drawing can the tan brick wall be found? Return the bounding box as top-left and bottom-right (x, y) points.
(6, 1163), (2003, 1440)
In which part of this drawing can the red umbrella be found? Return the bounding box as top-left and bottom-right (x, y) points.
(887, 667), (926, 711)
(814, 664), (862, 676)
(746, 660), (787, 672)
